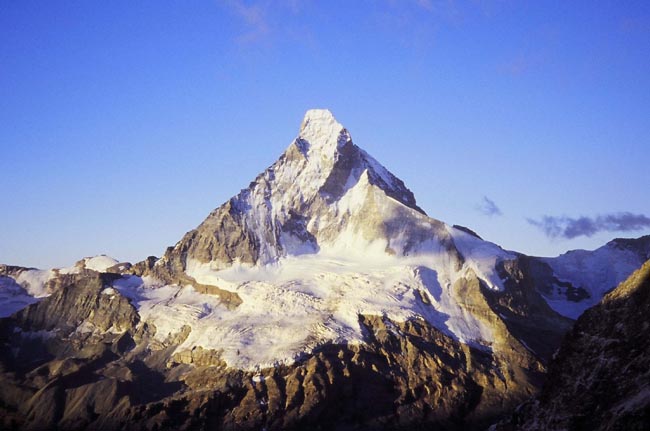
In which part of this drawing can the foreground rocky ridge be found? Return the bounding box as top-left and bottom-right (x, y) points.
(496, 259), (650, 431)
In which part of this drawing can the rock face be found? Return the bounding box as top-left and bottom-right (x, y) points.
(14, 273), (137, 335)
(498, 259), (650, 431)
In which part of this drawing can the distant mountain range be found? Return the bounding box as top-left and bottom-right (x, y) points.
(1, 110), (648, 430)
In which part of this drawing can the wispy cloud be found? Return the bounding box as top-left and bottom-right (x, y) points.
(527, 212), (650, 239)
(221, 1), (481, 49)
(619, 15), (650, 34)
(219, 0), (308, 45)
(497, 48), (550, 76)
(415, 0), (436, 11)
(220, 0), (271, 44)
(413, 0), (454, 15)
(498, 54), (532, 76)
(476, 196), (502, 217)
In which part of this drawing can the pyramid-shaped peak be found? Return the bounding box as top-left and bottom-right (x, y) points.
(289, 108), (425, 215)
(161, 109), (427, 272)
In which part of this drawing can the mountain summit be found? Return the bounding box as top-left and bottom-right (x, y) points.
(296, 108), (349, 159)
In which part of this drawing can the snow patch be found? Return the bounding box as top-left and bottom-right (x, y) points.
(15, 269), (55, 297)
(101, 287), (117, 296)
(83, 255), (119, 272)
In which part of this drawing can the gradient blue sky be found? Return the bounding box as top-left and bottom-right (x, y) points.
(2, 1), (650, 268)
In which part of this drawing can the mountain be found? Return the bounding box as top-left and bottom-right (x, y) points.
(497, 259), (650, 430)
(0, 110), (647, 430)
(161, 108), (426, 271)
(135, 109), (559, 371)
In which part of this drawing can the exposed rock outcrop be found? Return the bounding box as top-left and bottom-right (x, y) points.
(13, 273), (138, 335)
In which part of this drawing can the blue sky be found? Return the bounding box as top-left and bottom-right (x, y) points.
(2, 1), (650, 268)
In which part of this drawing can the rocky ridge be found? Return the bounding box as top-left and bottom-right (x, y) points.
(497, 259), (650, 430)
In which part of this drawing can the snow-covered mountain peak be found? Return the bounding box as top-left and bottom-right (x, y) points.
(300, 108), (338, 127)
(289, 110), (424, 213)
(296, 108), (349, 161)
(158, 109), (438, 273)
